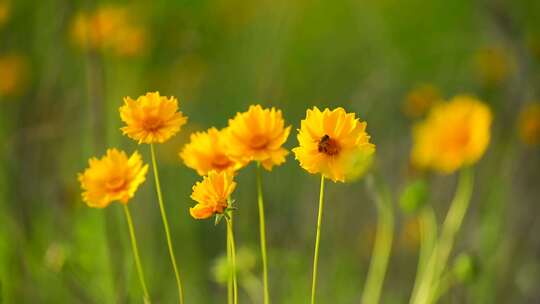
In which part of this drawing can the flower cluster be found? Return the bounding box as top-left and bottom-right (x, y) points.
(76, 89), (498, 304)
(70, 5), (146, 56)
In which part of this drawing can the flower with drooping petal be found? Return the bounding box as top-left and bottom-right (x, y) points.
(411, 95), (492, 174)
(225, 105), (291, 170)
(78, 148), (148, 208)
(190, 171), (236, 219)
(119, 92), (188, 144)
(293, 107), (376, 182)
(518, 102), (540, 146)
(180, 127), (246, 175)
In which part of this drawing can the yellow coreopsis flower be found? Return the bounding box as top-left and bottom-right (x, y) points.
(119, 92), (188, 144)
(0, 54), (28, 97)
(225, 105), (291, 170)
(0, 1), (10, 28)
(403, 84), (442, 119)
(518, 102), (540, 146)
(70, 5), (146, 56)
(293, 107), (376, 182)
(78, 148), (148, 208)
(180, 127), (245, 175)
(411, 95), (492, 174)
(190, 171), (237, 219)
(474, 46), (514, 86)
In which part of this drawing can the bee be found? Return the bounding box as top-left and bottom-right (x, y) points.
(318, 134), (339, 155)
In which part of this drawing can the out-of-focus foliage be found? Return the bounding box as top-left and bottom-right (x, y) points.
(1, 0), (540, 303)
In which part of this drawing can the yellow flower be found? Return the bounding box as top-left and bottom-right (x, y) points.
(70, 5), (146, 56)
(474, 46), (514, 86)
(293, 107), (376, 182)
(190, 171), (237, 219)
(225, 105), (291, 170)
(120, 92), (188, 144)
(0, 1), (10, 28)
(0, 54), (28, 97)
(180, 127), (245, 175)
(78, 149), (148, 208)
(403, 84), (442, 119)
(411, 95), (492, 174)
(518, 102), (540, 146)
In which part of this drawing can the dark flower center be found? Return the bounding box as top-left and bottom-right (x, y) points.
(318, 134), (340, 156)
(142, 117), (164, 132)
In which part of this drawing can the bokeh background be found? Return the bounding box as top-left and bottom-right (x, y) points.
(1, 0), (540, 303)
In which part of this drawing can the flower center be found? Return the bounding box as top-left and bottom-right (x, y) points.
(318, 134), (340, 156)
(142, 116), (163, 132)
(106, 176), (126, 192)
(250, 134), (269, 150)
(211, 154), (233, 170)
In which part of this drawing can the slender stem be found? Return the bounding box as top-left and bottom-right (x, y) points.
(256, 163), (270, 304)
(122, 205), (151, 303)
(227, 229), (233, 304)
(361, 177), (394, 304)
(310, 175), (326, 304)
(150, 144), (184, 304)
(409, 207), (437, 301)
(410, 167), (474, 304)
(227, 216), (238, 304)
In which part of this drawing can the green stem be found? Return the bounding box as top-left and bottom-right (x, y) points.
(226, 216), (238, 304)
(409, 207), (437, 301)
(122, 205), (151, 303)
(150, 144), (185, 304)
(361, 177), (394, 304)
(310, 175), (326, 304)
(227, 230), (233, 304)
(256, 163), (270, 304)
(411, 167), (474, 304)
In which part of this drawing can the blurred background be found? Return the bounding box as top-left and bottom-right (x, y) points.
(1, 0), (539, 303)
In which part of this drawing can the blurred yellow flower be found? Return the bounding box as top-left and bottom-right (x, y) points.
(411, 95), (492, 174)
(78, 149), (148, 208)
(180, 127), (246, 175)
(403, 84), (441, 118)
(190, 171), (236, 219)
(70, 5), (146, 56)
(0, 54), (28, 97)
(225, 105), (291, 170)
(518, 103), (540, 146)
(120, 92), (188, 144)
(0, 1), (10, 27)
(474, 46), (514, 86)
(293, 107), (375, 182)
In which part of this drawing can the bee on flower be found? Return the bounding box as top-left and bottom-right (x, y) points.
(225, 105), (291, 171)
(411, 95), (492, 174)
(78, 148), (148, 208)
(180, 127), (246, 176)
(119, 92), (188, 144)
(293, 107), (376, 182)
(518, 102), (540, 146)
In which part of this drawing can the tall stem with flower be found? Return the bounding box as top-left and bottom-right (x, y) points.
(293, 107), (375, 303)
(119, 92), (188, 303)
